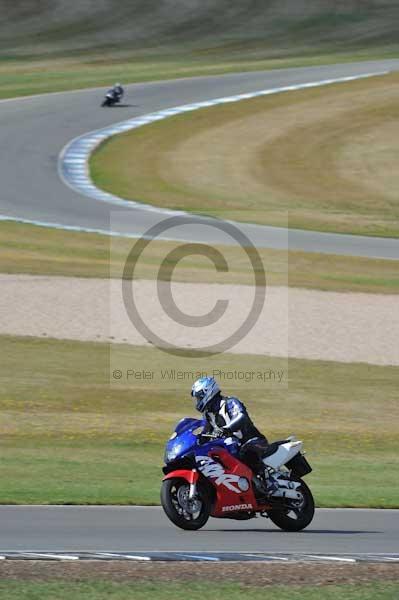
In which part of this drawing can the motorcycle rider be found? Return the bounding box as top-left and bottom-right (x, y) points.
(107, 82), (124, 101)
(191, 376), (277, 496)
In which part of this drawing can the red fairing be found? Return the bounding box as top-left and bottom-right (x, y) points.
(163, 469), (199, 484)
(205, 448), (260, 517)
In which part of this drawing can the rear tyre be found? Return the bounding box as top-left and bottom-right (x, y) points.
(267, 479), (315, 532)
(161, 478), (210, 530)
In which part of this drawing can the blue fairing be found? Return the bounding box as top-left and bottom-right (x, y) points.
(164, 417), (240, 464)
(175, 417), (203, 435)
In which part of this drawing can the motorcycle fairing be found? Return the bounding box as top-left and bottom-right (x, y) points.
(163, 469), (199, 485)
(174, 417), (204, 436)
(194, 445), (260, 517)
(164, 418), (205, 464)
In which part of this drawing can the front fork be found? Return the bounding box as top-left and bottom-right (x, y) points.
(189, 469), (198, 500)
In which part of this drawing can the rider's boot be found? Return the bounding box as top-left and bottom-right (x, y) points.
(253, 471), (278, 498)
(264, 473), (279, 495)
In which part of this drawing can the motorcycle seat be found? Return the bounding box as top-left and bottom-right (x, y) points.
(262, 440), (290, 457)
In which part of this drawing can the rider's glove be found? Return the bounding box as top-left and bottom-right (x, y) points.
(222, 426), (232, 437)
(214, 426), (225, 438)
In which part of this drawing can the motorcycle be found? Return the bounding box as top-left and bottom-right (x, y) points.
(101, 89), (123, 107)
(161, 418), (314, 531)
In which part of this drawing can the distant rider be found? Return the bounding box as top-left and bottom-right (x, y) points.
(191, 376), (277, 496)
(108, 82), (124, 101)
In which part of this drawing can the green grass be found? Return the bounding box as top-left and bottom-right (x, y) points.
(0, 441), (161, 505)
(0, 581), (398, 600)
(1, 335), (398, 506)
(91, 72), (399, 238)
(2, 221), (399, 294)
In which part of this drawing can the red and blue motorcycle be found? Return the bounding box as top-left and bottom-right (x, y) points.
(161, 418), (314, 531)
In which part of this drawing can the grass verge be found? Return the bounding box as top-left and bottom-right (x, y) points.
(1, 222), (399, 294)
(91, 72), (399, 238)
(1, 562), (399, 588)
(0, 335), (398, 506)
(0, 581), (399, 600)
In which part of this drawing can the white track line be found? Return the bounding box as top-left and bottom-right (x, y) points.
(259, 555), (289, 561)
(23, 553), (79, 560)
(96, 552), (150, 561)
(0, 215), (180, 240)
(305, 555), (356, 563)
(244, 554), (289, 561)
(178, 554), (220, 561)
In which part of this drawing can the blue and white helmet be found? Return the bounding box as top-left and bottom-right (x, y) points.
(191, 376), (220, 412)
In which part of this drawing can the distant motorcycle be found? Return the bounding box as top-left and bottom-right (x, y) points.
(161, 418), (314, 531)
(101, 89), (123, 107)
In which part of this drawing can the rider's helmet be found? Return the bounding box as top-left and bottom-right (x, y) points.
(115, 83), (122, 89)
(191, 376), (220, 412)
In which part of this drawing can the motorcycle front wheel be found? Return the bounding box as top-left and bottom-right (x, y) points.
(267, 479), (315, 532)
(161, 478), (210, 530)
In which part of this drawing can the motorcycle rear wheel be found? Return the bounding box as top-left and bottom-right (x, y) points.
(161, 478), (210, 530)
(267, 479), (315, 532)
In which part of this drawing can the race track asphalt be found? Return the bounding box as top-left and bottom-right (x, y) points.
(1, 59), (399, 258)
(1, 506), (398, 554)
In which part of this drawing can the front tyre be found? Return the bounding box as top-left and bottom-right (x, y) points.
(267, 479), (315, 532)
(161, 478), (210, 530)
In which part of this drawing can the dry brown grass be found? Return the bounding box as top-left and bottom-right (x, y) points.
(91, 72), (399, 237)
(1, 561), (399, 587)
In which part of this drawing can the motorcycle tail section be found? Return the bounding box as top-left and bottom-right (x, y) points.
(262, 441), (303, 470)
